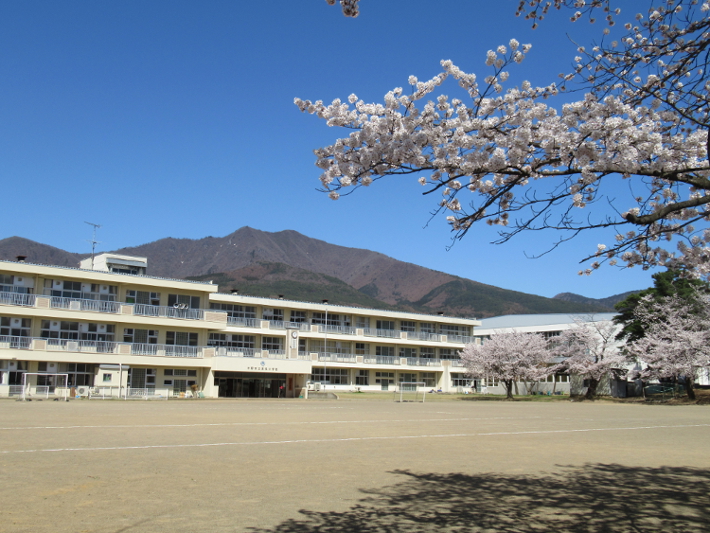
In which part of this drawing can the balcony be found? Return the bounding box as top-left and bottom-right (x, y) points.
(0, 335), (31, 349)
(50, 296), (121, 314)
(227, 316), (261, 328)
(406, 331), (442, 342)
(16, 337), (206, 358)
(317, 352), (357, 363)
(363, 355), (400, 365)
(268, 320), (311, 331)
(445, 334), (474, 344)
(0, 291), (36, 307)
(406, 357), (442, 367)
(317, 325), (356, 335)
(134, 304), (204, 321)
(363, 328), (400, 339)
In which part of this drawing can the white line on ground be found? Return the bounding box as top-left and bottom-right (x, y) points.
(2, 424), (708, 454)
(0, 416), (543, 431)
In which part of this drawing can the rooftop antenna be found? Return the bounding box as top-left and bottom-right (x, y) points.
(85, 221), (101, 269)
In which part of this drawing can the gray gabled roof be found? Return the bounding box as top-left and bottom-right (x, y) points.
(477, 313), (618, 330)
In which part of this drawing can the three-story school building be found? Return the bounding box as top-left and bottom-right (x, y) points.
(0, 255), (480, 399)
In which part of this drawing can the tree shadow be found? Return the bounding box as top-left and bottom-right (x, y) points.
(248, 464), (710, 532)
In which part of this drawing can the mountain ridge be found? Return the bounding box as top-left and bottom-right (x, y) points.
(0, 228), (630, 317)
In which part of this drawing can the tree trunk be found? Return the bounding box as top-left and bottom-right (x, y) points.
(684, 376), (696, 401)
(584, 378), (599, 400)
(505, 380), (514, 400)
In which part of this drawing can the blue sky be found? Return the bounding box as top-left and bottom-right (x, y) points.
(0, 0), (659, 299)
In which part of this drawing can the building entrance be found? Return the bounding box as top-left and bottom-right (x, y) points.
(214, 371), (287, 398)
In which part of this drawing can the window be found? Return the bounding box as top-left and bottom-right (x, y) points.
(311, 367), (349, 384)
(41, 320), (79, 340)
(375, 372), (395, 385)
(59, 363), (95, 387)
(355, 343), (368, 355)
(355, 316), (369, 329)
(210, 303), (256, 319)
(208, 333), (255, 348)
(376, 320), (395, 330)
(126, 290), (160, 306)
(452, 373), (471, 387)
(103, 374), (112, 382)
(38, 361), (48, 372)
(355, 370), (369, 385)
(262, 308), (284, 321)
(420, 347), (436, 359)
(123, 329), (158, 344)
(376, 346), (394, 357)
(262, 337), (283, 351)
(555, 373), (569, 383)
(420, 323), (435, 334)
(439, 348), (456, 360)
(312, 313), (347, 326)
(290, 310), (307, 323)
(168, 294), (200, 309)
(440, 324), (469, 336)
(128, 368), (156, 388)
(399, 373), (417, 383)
(400, 321), (416, 332)
(420, 372), (436, 387)
(298, 338), (307, 353)
(166, 331), (198, 346)
(399, 347), (417, 358)
(1, 317), (31, 337)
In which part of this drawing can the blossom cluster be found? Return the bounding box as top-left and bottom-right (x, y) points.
(308, 1), (710, 278)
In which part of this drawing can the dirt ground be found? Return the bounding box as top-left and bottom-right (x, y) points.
(1, 396), (709, 533)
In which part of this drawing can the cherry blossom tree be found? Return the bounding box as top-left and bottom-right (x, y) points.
(626, 292), (710, 400)
(459, 331), (553, 399)
(307, 0), (710, 277)
(554, 318), (623, 399)
(325, 0), (359, 18)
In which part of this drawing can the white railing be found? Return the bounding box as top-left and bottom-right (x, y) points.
(451, 360), (465, 366)
(227, 316), (261, 328)
(45, 339), (116, 353)
(317, 325), (356, 335)
(406, 357), (442, 367)
(318, 352), (357, 363)
(363, 328), (400, 338)
(214, 347), (258, 357)
(134, 304), (204, 320)
(407, 331), (442, 342)
(297, 353), (311, 360)
(0, 291), (36, 307)
(126, 387), (169, 400)
(0, 335), (31, 349)
(374, 355), (400, 365)
(50, 296), (121, 314)
(263, 350), (289, 359)
(130, 343), (201, 358)
(446, 335), (474, 344)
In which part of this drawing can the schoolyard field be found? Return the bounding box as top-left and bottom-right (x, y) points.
(1, 396), (708, 533)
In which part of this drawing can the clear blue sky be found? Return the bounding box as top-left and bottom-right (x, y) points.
(0, 0), (658, 299)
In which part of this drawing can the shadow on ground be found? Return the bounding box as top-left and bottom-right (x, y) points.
(249, 464), (710, 532)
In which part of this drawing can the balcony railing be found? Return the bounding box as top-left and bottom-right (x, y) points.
(445, 335), (474, 344)
(362, 355), (400, 365)
(407, 331), (442, 342)
(0, 335), (31, 349)
(268, 321), (312, 331)
(134, 304), (204, 321)
(0, 291), (36, 307)
(316, 325), (356, 335)
(130, 343), (201, 358)
(318, 352), (357, 363)
(214, 347), (258, 357)
(406, 357), (442, 367)
(227, 316), (261, 328)
(50, 296), (121, 314)
(363, 328), (400, 339)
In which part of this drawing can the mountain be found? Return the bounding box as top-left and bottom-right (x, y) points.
(0, 228), (612, 318)
(553, 291), (641, 311)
